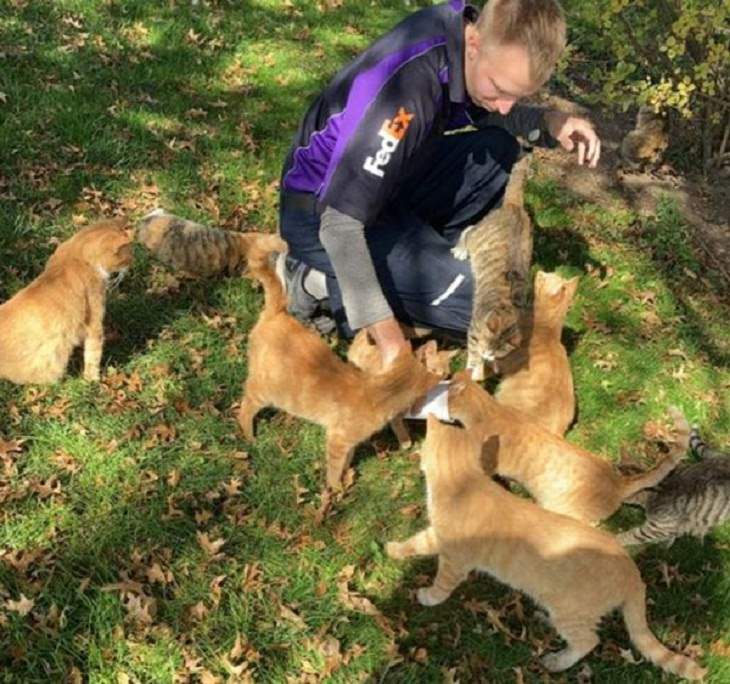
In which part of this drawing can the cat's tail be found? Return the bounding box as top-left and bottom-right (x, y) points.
(246, 235), (289, 316)
(689, 426), (711, 459)
(502, 154), (531, 208)
(619, 406), (690, 501)
(622, 580), (706, 680)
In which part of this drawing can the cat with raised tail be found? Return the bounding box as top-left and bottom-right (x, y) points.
(451, 154), (533, 381)
(386, 415), (705, 679)
(137, 209), (284, 277)
(0, 218), (133, 384)
(448, 373), (689, 524)
(495, 271), (579, 436)
(619, 427), (730, 546)
(239, 246), (441, 490)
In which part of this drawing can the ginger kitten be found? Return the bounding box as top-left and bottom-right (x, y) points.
(386, 416), (705, 679)
(238, 245), (440, 489)
(347, 330), (457, 448)
(495, 271), (579, 435)
(0, 218), (133, 384)
(448, 374), (689, 524)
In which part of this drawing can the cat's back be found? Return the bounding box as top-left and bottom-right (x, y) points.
(645, 456), (730, 509)
(465, 207), (519, 264)
(0, 257), (91, 323)
(248, 309), (365, 403)
(450, 476), (635, 598)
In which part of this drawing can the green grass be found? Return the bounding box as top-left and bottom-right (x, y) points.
(1, 1), (729, 682)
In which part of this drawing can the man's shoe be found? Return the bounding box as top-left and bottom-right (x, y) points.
(274, 253), (336, 332)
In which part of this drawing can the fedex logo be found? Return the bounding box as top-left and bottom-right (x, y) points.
(363, 107), (415, 178)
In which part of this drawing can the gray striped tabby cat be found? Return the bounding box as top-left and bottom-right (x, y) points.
(137, 209), (283, 277)
(451, 154), (533, 381)
(619, 427), (730, 546)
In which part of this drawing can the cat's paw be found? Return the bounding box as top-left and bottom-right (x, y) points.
(417, 587), (445, 607)
(385, 541), (406, 559)
(467, 363), (484, 382)
(540, 651), (568, 673)
(83, 368), (100, 382)
(450, 244), (468, 260)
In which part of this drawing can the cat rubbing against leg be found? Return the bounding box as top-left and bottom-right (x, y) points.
(386, 416), (705, 680)
(0, 217), (133, 384)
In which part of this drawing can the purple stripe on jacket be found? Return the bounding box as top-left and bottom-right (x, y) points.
(283, 111), (344, 193)
(283, 36), (447, 196)
(319, 35), (447, 198)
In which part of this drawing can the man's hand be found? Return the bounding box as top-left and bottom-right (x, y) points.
(544, 110), (601, 168)
(367, 317), (411, 368)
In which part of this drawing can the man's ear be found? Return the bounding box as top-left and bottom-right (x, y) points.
(464, 23), (481, 61)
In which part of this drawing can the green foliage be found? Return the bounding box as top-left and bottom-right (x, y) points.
(562, 0), (730, 171)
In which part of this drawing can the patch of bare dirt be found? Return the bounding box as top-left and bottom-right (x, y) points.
(532, 94), (730, 288)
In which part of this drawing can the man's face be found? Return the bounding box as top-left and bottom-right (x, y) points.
(464, 29), (539, 115)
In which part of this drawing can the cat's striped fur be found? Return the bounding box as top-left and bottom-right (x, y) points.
(137, 210), (283, 277)
(451, 154), (533, 381)
(619, 427), (730, 546)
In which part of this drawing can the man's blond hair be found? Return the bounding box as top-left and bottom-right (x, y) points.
(476, 0), (567, 85)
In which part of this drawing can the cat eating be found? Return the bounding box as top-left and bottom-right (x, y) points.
(0, 218), (133, 384)
(451, 155), (533, 381)
(346, 330), (457, 448)
(238, 242), (441, 490)
(386, 415), (705, 679)
(448, 373), (688, 524)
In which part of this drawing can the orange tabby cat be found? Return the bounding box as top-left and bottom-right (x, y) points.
(347, 330), (457, 448)
(448, 373), (688, 524)
(238, 246), (440, 489)
(0, 218), (133, 384)
(386, 416), (705, 679)
(495, 271), (579, 435)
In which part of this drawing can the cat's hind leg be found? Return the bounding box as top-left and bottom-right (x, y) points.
(417, 555), (468, 606)
(386, 526), (439, 560)
(325, 433), (355, 490)
(237, 390), (265, 441)
(390, 414), (412, 449)
(541, 617), (599, 673)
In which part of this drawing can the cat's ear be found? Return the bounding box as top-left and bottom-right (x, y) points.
(416, 340), (438, 361)
(445, 349), (460, 360)
(425, 413), (440, 432)
(565, 276), (580, 299)
(506, 330), (522, 348)
(110, 216), (130, 230)
(450, 370), (471, 395)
